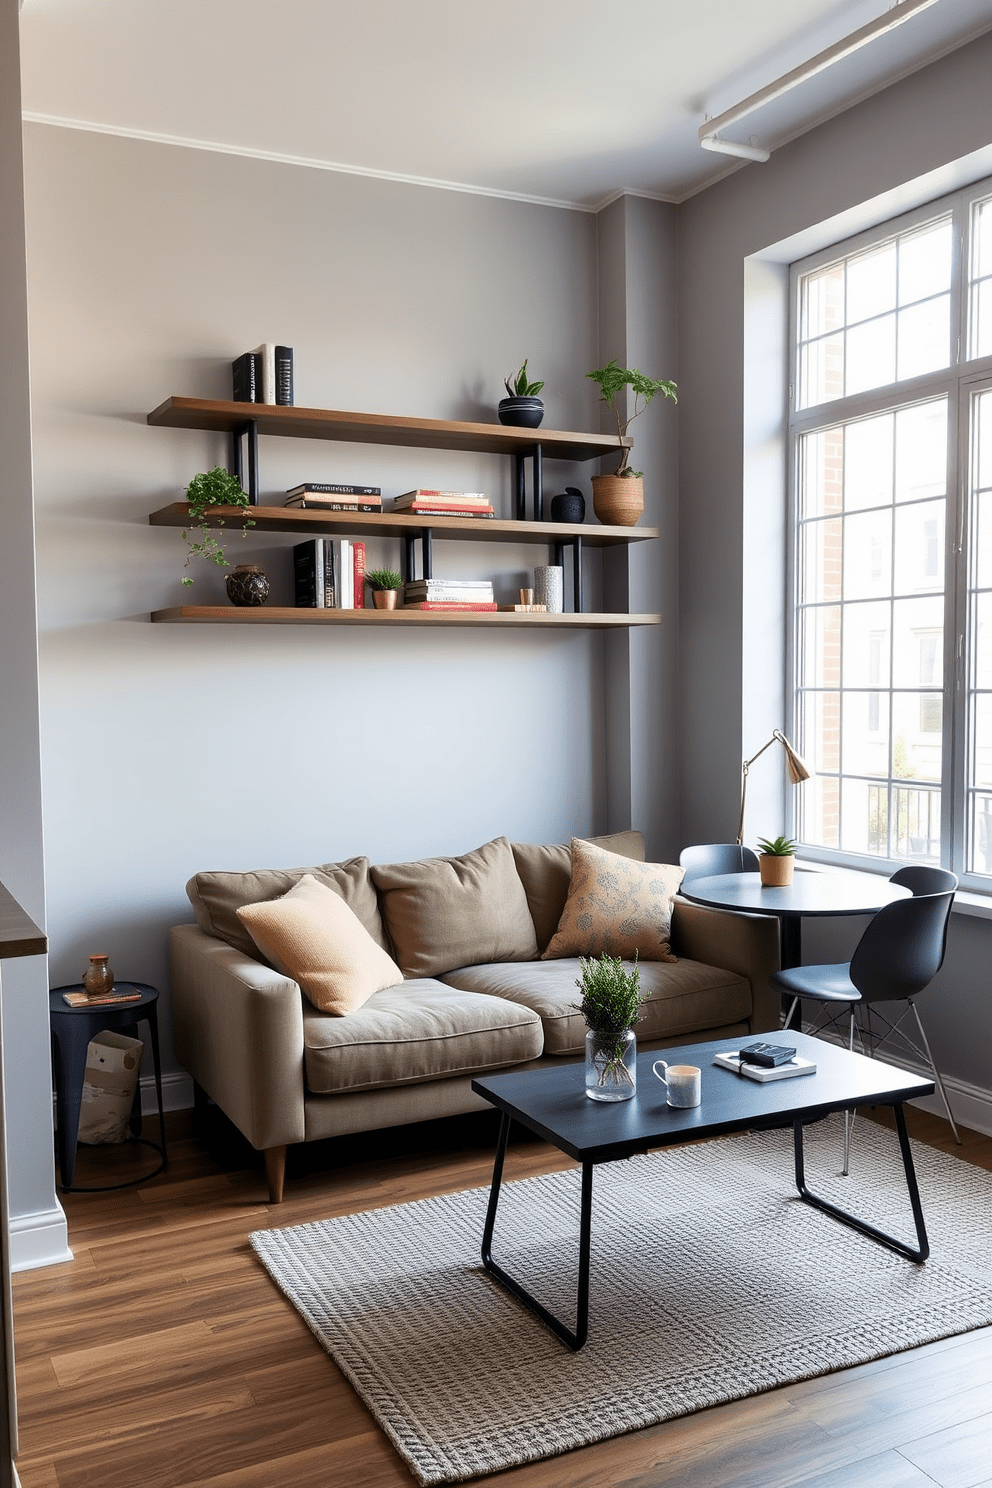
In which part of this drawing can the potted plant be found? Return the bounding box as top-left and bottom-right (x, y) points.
(181, 466), (255, 588)
(585, 358), (677, 526)
(757, 836), (797, 887)
(575, 953), (644, 1101)
(366, 568), (403, 610)
(498, 360), (545, 428)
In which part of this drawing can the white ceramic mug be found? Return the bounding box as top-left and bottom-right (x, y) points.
(652, 1060), (701, 1108)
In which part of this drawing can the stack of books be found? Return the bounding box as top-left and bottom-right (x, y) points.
(392, 490), (494, 518)
(285, 483), (382, 512)
(404, 579), (496, 612)
(232, 345), (294, 405)
(293, 539), (366, 609)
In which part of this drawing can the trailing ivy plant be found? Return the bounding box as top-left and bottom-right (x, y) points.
(181, 466), (254, 587)
(585, 358), (677, 477)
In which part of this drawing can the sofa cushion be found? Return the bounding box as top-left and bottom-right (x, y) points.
(511, 831), (645, 954)
(371, 837), (538, 978)
(186, 856), (388, 961)
(303, 979), (543, 1093)
(440, 959), (752, 1056)
(542, 839), (683, 962)
(236, 875), (403, 1016)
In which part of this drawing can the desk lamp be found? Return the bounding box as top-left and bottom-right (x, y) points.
(737, 729), (810, 847)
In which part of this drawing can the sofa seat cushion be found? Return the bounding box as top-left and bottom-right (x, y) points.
(439, 959), (752, 1056)
(303, 979), (544, 1094)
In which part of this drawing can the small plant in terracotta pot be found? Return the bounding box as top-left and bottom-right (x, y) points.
(366, 568), (403, 610)
(757, 836), (797, 887)
(585, 359), (677, 526)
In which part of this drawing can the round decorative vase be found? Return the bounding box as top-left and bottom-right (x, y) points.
(585, 1028), (637, 1102)
(550, 488), (585, 524)
(497, 396), (544, 429)
(592, 474), (644, 527)
(759, 854), (795, 887)
(372, 590), (399, 609)
(84, 954), (114, 999)
(225, 564), (269, 607)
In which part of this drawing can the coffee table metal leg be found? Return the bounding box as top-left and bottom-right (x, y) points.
(792, 1103), (929, 1262)
(481, 1112), (593, 1350)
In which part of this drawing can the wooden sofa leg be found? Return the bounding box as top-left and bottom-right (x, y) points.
(264, 1145), (287, 1204)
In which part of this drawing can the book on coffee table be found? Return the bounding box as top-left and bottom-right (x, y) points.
(714, 1051), (817, 1082)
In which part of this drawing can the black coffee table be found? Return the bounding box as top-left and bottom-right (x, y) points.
(472, 1032), (934, 1350)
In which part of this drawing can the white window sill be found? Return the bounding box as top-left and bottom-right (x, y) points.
(794, 856), (992, 919)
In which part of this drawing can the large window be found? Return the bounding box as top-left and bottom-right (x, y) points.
(791, 182), (992, 885)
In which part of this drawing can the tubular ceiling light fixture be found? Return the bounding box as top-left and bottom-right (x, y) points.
(699, 0), (940, 162)
(737, 729), (811, 847)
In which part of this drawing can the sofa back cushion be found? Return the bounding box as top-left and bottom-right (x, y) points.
(371, 836), (538, 978)
(236, 874), (403, 1014)
(542, 838), (683, 962)
(186, 856), (388, 961)
(511, 830), (645, 954)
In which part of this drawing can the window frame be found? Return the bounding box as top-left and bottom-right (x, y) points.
(787, 180), (992, 888)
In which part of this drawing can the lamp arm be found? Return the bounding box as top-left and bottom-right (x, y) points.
(737, 730), (792, 846)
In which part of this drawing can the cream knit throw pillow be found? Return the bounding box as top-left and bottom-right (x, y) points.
(237, 874), (403, 1014)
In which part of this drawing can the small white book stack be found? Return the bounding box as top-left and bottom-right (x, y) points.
(713, 1051), (817, 1082)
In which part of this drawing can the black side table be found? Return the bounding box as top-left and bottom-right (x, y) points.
(49, 982), (168, 1191)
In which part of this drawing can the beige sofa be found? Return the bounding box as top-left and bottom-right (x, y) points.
(170, 832), (780, 1201)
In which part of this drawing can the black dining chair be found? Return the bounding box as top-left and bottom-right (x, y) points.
(679, 843), (759, 890)
(771, 870), (959, 1172)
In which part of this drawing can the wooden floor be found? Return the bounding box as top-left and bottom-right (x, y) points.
(11, 1104), (992, 1488)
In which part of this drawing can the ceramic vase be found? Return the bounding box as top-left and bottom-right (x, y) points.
(550, 488), (585, 524)
(84, 954), (114, 999)
(225, 564), (270, 607)
(534, 565), (564, 613)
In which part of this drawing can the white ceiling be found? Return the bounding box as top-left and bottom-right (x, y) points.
(18, 0), (992, 208)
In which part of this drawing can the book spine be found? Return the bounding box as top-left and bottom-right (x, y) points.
(397, 490), (487, 500)
(232, 352), (258, 403)
(274, 345), (294, 406)
(404, 602), (499, 611)
(286, 484), (381, 497)
(290, 501), (380, 513)
(343, 540), (353, 608)
(254, 344), (276, 404)
(321, 538), (333, 608)
(293, 540), (318, 607)
(316, 538), (326, 610)
(353, 541), (366, 610)
(398, 506), (494, 517)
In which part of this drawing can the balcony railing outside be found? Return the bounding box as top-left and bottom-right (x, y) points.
(867, 782), (941, 862)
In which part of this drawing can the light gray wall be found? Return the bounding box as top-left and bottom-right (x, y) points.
(0, 0), (66, 1269)
(22, 125), (675, 1114)
(677, 33), (992, 1113)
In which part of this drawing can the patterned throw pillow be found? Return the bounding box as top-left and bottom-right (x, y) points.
(541, 838), (683, 962)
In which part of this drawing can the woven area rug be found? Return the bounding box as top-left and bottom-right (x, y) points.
(250, 1119), (992, 1485)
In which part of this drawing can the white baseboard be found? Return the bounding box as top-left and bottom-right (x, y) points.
(9, 1205), (72, 1273)
(138, 1069), (195, 1115)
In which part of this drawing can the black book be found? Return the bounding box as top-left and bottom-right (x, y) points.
(232, 351), (260, 403)
(286, 482), (381, 497)
(293, 539), (321, 608)
(275, 346), (294, 406)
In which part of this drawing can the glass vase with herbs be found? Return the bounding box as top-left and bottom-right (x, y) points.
(575, 953), (644, 1101)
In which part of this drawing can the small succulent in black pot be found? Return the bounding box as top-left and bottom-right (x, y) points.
(498, 359), (545, 428)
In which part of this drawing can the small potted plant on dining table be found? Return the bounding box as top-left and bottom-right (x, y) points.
(757, 836), (797, 887)
(366, 568), (403, 610)
(575, 953), (644, 1101)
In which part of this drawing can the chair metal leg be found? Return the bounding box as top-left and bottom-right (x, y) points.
(784, 995), (799, 1031)
(908, 1000), (962, 1145)
(843, 1008), (855, 1176)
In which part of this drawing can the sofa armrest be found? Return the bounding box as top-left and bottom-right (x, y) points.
(170, 923), (306, 1150)
(670, 900), (781, 1034)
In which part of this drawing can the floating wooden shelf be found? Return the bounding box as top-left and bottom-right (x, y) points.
(147, 503), (659, 547)
(150, 607), (662, 629)
(147, 398), (629, 463)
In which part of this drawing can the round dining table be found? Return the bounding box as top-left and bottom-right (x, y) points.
(680, 867), (912, 999)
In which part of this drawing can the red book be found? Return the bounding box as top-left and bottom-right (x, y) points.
(404, 602), (498, 612)
(352, 541), (366, 610)
(397, 503), (494, 516)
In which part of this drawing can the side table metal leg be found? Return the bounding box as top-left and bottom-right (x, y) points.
(481, 1113), (592, 1350)
(144, 1007), (168, 1163)
(793, 1104), (929, 1262)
